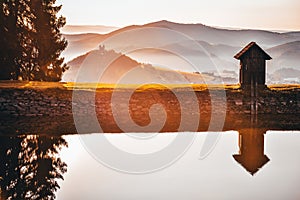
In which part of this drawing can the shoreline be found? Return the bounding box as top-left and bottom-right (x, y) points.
(0, 81), (299, 135)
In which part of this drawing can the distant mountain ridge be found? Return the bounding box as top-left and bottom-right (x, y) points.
(101, 20), (300, 47)
(267, 41), (300, 72)
(62, 20), (300, 60)
(61, 20), (300, 83)
(61, 25), (119, 34)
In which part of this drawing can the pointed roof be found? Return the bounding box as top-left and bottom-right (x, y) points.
(234, 42), (272, 60)
(233, 154), (270, 176)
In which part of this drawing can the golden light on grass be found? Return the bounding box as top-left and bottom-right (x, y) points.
(0, 81), (298, 91)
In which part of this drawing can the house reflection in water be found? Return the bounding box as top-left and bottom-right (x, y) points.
(0, 135), (68, 200)
(233, 128), (270, 175)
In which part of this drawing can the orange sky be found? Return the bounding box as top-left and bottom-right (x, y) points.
(57, 0), (300, 31)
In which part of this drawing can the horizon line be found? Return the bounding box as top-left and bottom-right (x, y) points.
(63, 20), (300, 33)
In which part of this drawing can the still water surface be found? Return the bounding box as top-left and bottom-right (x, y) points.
(1, 131), (300, 200)
(57, 131), (300, 200)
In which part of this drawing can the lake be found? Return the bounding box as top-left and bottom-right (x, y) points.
(1, 130), (300, 200)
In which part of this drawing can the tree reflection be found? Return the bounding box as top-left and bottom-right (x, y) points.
(0, 135), (68, 199)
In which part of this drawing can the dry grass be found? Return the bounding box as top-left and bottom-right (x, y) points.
(0, 81), (299, 91)
(268, 84), (300, 91)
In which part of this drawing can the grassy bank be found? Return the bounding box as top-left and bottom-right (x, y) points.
(0, 81), (299, 91)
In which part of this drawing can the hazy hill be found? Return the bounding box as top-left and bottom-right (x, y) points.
(143, 20), (300, 47)
(273, 68), (300, 78)
(267, 41), (300, 56)
(284, 32), (300, 37)
(62, 48), (213, 84)
(63, 33), (105, 60)
(267, 41), (300, 72)
(62, 20), (300, 61)
(61, 21), (300, 83)
(269, 68), (300, 83)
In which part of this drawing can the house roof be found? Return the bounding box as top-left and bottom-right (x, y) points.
(233, 154), (270, 176)
(234, 42), (272, 60)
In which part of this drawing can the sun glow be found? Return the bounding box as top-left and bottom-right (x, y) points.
(57, 0), (300, 31)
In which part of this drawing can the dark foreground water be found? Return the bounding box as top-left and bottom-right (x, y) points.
(1, 131), (300, 200)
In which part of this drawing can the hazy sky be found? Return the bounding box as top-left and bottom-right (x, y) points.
(57, 0), (300, 30)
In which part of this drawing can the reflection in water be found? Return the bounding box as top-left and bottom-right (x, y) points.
(0, 135), (68, 200)
(233, 129), (270, 175)
(0, 130), (298, 199)
(56, 131), (300, 200)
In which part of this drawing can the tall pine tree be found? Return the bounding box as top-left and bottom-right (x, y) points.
(29, 0), (68, 81)
(0, 0), (68, 81)
(0, 0), (24, 80)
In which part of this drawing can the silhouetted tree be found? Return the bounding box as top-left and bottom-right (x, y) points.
(0, 0), (27, 80)
(28, 0), (68, 81)
(0, 0), (67, 81)
(0, 136), (24, 199)
(0, 135), (68, 200)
